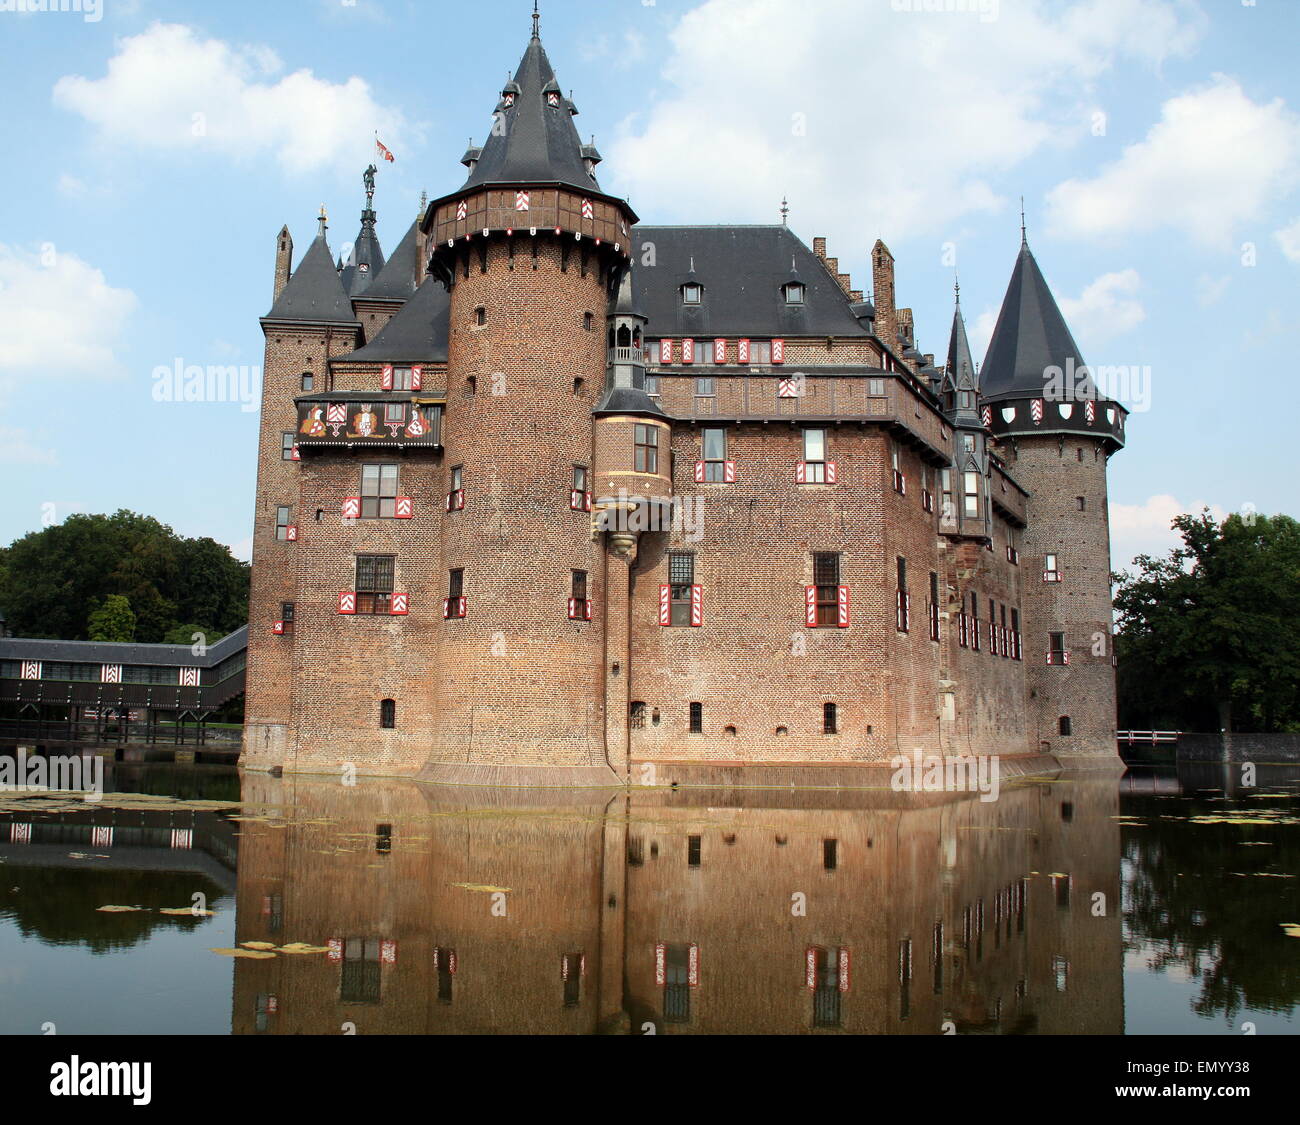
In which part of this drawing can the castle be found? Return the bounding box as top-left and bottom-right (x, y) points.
(242, 21), (1127, 784)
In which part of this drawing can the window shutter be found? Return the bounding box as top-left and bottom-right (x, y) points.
(838, 586), (851, 628)
(390, 593), (409, 616)
(724, 461), (736, 484)
(395, 497), (413, 519)
(737, 338), (751, 364)
(772, 338), (785, 364)
(410, 365), (423, 391)
(290, 444), (300, 461)
(694, 461), (706, 483)
(659, 339), (674, 365)
(826, 462), (838, 484)
(584, 599), (593, 621)
(381, 365), (394, 391)
(342, 497), (361, 520)
(795, 461), (807, 484)
(714, 338), (727, 364)
(688, 944), (700, 988)
(690, 585), (703, 627)
(805, 585), (817, 627)
(338, 592), (356, 615)
(286, 525), (298, 541)
(655, 943), (666, 986)
(570, 490), (584, 511)
(272, 621), (285, 635)
(838, 947), (851, 993)
(805, 947), (819, 990)
(584, 491), (593, 512)
(659, 585), (671, 626)
(681, 338), (695, 365)
(568, 597), (579, 620)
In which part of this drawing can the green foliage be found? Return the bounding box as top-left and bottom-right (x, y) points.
(1114, 509), (1300, 732)
(87, 594), (136, 643)
(161, 624), (226, 647)
(0, 510), (249, 643)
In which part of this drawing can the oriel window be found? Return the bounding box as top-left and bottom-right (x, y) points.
(635, 424), (659, 474)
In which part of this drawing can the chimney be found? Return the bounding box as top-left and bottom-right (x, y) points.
(872, 240), (897, 351)
(273, 225), (293, 303)
(898, 308), (914, 347)
(813, 237), (827, 259)
(850, 289), (863, 302)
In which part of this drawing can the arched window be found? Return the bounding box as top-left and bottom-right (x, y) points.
(1058, 715), (1072, 736)
(380, 699), (396, 729)
(617, 324), (632, 348)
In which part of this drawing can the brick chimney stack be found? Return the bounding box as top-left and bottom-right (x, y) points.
(872, 240), (897, 351)
(273, 225), (293, 303)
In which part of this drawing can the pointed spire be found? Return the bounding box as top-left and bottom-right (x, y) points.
(362, 218), (421, 302)
(532, 0), (540, 40)
(780, 196), (789, 225)
(1020, 195), (1027, 246)
(317, 205), (328, 237)
(265, 212), (357, 324)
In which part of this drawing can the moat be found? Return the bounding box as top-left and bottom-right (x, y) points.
(0, 760), (1296, 1035)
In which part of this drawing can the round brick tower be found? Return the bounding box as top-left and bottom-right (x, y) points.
(981, 239), (1127, 765)
(419, 26), (639, 782)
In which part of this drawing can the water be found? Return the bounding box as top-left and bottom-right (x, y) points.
(1, 760), (1296, 1035)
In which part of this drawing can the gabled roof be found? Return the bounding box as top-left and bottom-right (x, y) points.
(629, 226), (869, 339)
(461, 35), (598, 195)
(336, 276), (449, 364)
(980, 241), (1090, 403)
(265, 229), (358, 324)
(358, 219), (421, 302)
(340, 210), (386, 297)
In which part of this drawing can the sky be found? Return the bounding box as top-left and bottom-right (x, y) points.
(0, 0), (1295, 572)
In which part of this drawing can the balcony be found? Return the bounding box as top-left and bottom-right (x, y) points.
(294, 396), (443, 449)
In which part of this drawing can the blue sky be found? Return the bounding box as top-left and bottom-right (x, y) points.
(1, 0), (1296, 570)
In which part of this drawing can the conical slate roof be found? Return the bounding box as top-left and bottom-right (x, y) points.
(945, 297), (982, 429)
(265, 228), (357, 324)
(339, 276), (450, 364)
(340, 211), (386, 297)
(359, 219), (421, 302)
(980, 242), (1087, 403)
(461, 34), (597, 195)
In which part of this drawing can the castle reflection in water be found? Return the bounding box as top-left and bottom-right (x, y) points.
(231, 774), (1122, 1034)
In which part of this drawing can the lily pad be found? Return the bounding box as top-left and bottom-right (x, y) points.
(211, 948), (276, 959)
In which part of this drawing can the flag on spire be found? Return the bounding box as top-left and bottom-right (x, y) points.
(375, 136), (395, 163)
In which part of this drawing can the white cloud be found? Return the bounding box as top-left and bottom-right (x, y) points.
(0, 426), (57, 467)
(1195, 273), (1231, 307)
(1058, 269), (1146, 345)
(1274, 217), (1300, 263)
(53, 23), (408, 175)
(608, 0), (1202, 257)
(0, 244), (137, 376)
(1111, 494), (1229, 570)
(1047, 76), (1300, 249)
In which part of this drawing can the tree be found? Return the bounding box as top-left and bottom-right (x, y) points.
(1114, 510), (1300, 732)
(162, 624), (226, 648)
(88, 595), (136, 643)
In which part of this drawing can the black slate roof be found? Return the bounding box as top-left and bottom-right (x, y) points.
(0, 625), (248, 669)
(461, 36), (598, 195)
(340, 211), (386, 298)
(980, 242), (1095, 403)
(630, 226), (869, 339)
(265, 231), (358, 325)
(359, 219), (421, 302)
(337, 276), (450, 364)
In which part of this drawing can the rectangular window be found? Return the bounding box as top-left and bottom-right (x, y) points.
(1044, 553), (1061, 582)
(281, 433), (296, 460)
(281, 602), (295, 635)
(971, 594), (981, 652)
(275, 506), (291, 541)
(1011, 608), (1022, 661)
(301, 372), (314, 391)
(663, 944), (692, 1024)
(1000, 604), (1009, 658)
(695, 376), (715, 397)
(634, 424), (659, 474)
(962, 471), (980, 517)
(390, 366), (415, 391)
(803, 428), (827, 483)
(823, 703), (838, 736)
(436, 949), (455, 1005)
(361, 464), (399, 519)
(669, 552), (695, 627)
(573, 465), (588, 493)
(814, 552), (841, 627)
(896, 557), (910, 632)
(340, 937), (381, 1004)
(355, 555), (395, 615)
(921, 466), (934, 513)
(891, 444), (906, 494)
(929, 572), (940, 642)
(694, 341), (715, 365)
(383, 402), (405, 427)
(562, 954), (583, 1009)
(1048, 632), (1068, 665)
(813, 947), (842, 1029)
(687, 835), (702, 867)
(701, 427), (727, 482)
(749, 340), (772, 365)
(444, 569), (466, 619)
(941, 469), (954, 525)
(989, 601), (998, 655)
(689, 701), (703, 734)
(569, 570), (590, 620)
(644, 374), (660, 396)
(868, 377), (886, 397)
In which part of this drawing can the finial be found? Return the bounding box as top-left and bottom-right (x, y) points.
(317, 204), (328, 236)
(954, 270), (960, 303)
(780, 195), (789, 225)
(1020, 195), (1027, 245)
(532, 1), (540, 40)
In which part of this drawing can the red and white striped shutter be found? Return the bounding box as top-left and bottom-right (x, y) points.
(101, 664), (121, 684)
(681, 338), (694, 365)
(290, 444), (300, 461)
(390, 593), (409, 616)
(180, 667), (200, 686)
(342, 497), (361, 520)
(1031, 399), (1044, 424)
(795, 461), (807, 484)
(286, 525), (298, 541)
(724, 461), (736, 484)
(655, 943), (666, 986)
(838, 947), (851, 993)
(688, 944), (700, 987)
(826, 462), (838, 484)
(659, 339), (673, 365)
(694, 461), (706, 483)
(584, 492), (593, 512)
(515, 190), (531, 211)
(805, 947), (818, 990)
(838, 586), (851, 628)
(737, 338), (751, 364)
(327, 403), (347, 426)
(456, 200), (468, 221)
(659, 585), (671, 626)
(805, 586), (817, 627)
(170, 828), (193, 849)
(568, 597), (578, 620)
(327, 938), (343, 963)
(584, 598), (593, 621)
(381, 940), (398, 964)
(395, 497), (413, 519)
(443, 598), (451, 619)
(772, 338), (785, 364)
(457, 597), (467, 618)
(581, 198), (594, 220)
(338, 591), (356, 615)
(411, 365), (423, 391)
(778, 378), (798, 398)
(91, 826), (113, 849)
(714, 338), (727, 364)
(570, 490), (583, 510)
(273, 621), (285, 635)
(690, 585), (703, 627)
(381, 365), (394, 391)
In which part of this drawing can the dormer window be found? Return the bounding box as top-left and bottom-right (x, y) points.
(681, 283), (703, 305)
(783, 282), (806, 305)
